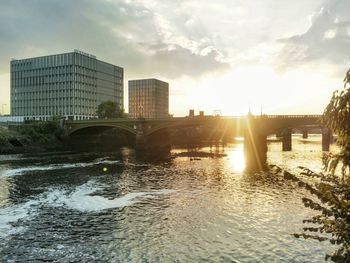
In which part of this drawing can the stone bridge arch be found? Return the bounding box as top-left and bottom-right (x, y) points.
(67, 123), (137, 136)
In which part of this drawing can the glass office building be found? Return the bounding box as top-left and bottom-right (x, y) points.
(10, 50), (123, 120)
(129, 79), (169, 119)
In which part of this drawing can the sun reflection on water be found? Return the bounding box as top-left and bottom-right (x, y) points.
(227, 144), (245, 172)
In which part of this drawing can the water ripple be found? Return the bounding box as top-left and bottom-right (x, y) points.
(0, 141), (337, 262)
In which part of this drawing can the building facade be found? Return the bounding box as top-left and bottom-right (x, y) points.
(128, 79), (169, 119)
(10, 50), (123, 120)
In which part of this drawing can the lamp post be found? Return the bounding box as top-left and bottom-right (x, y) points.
(1, 104), (6, 115)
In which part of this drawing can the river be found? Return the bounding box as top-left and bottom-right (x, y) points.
(0, 135), (337, 262)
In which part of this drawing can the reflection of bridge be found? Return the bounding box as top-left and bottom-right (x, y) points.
(63, 114), (331, 170)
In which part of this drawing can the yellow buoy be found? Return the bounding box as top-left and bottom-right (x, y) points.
(103, 167), (108, 172)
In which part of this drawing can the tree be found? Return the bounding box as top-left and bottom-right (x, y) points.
(322, 69), (350, 175)
(287, 69), (350, 262)
(96, 101), (125, 119)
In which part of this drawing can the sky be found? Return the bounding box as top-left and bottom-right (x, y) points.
(1, 0), (350, 116)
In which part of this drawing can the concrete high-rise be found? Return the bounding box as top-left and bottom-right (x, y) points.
(10, 50), (123, 120)
(128, 79), (169, 119)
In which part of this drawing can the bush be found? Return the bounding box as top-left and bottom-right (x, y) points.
(292, 69), (350, 262)
(17, 119), (61, 143)
(322, 69), (350, 176)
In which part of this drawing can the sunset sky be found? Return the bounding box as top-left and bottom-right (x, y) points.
(1, 0), (350, 116)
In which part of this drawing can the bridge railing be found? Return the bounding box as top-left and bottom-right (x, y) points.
(263, 115), (321, 119)
(220, 115), (322, 120)
(65, 115), (323, 124)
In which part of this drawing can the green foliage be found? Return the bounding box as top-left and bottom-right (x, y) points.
(269, 165), (350, 261)
(17, 119), (61, 142)
(290, 167), (350, 262)
(0, 128), (19, 146)
(97, 101), (125, 119)
(322, 69), (350, 176)
(289, 69), (350, 262)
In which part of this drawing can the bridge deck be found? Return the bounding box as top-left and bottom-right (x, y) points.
(65, 115), (323, 137)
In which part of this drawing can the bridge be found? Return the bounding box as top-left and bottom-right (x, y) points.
(63, 114), (331, 171)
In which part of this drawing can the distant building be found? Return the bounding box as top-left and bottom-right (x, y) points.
(10, 50), (123, 121)
(128, 79), (169, 119)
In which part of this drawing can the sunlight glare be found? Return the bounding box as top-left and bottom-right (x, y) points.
(180, 64), (336, 116)
(227, 144), (245, 172)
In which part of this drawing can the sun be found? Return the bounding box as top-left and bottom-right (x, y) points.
(173, 64), (334, 117)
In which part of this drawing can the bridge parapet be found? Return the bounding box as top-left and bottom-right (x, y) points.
(263, 114), (321, 119)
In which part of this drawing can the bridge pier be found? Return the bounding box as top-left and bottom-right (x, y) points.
(135, 131), (147, 150)
(275, 131), (283, 139)
(135, 121), (147, 150)
(302, 130), (308, 139)
(282, 128), (292, 151)
(244, 117), (267, 171)
(322, 128), (332, 151)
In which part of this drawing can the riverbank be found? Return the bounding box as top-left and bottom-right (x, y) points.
(0, 121), (64, 154)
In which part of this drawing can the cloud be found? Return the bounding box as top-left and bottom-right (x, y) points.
(0, 0), (230, 78)
(277, 1), (350, 71)
(1, 0), (349, 116)
(140, 43), (228, 78)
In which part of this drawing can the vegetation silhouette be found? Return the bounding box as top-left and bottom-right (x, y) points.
(97, 101), (125, 119)
(287, 69), (350, 262)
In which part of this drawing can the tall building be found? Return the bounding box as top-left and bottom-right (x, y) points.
(128, 79), (169, 119)
(10, 50), (123, 121)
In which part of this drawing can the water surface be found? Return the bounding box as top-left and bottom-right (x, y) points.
(0, 135), (336, 262)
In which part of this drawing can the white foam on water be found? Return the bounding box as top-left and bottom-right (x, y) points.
(0, 180), (175, 237)
(1, 158), (120, 177)
(0, 199), (39, 238)
(46, 182), (175, 212)
(0, 154), (24, 162)
(125, 162), (151, 168)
